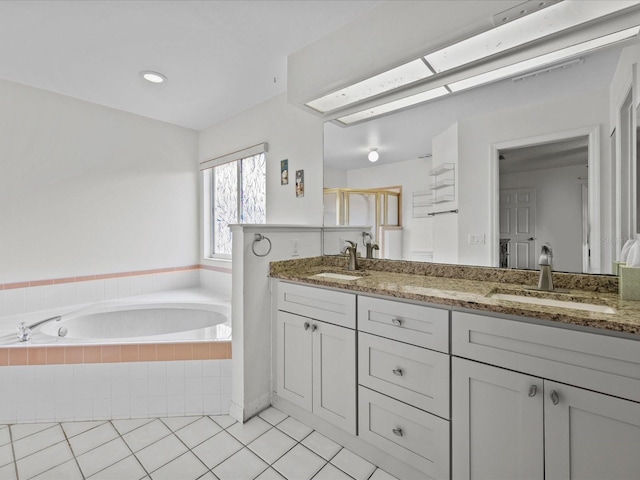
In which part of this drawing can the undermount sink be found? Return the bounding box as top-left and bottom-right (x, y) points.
(313, 272), (363, 281)
(489, 292), (616, 314)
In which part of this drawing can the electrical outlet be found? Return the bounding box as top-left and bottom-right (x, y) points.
(291, 239), (300, 257)
(468, 234), (486, 245)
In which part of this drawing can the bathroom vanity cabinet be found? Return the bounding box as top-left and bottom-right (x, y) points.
(452, 310), (640, 480)
(271, 278), (640, 480)
(275, 282), (357, 434)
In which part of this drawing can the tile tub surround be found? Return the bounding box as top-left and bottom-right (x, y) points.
(269, 256), (640, 336)
(0, 359), (232, 424)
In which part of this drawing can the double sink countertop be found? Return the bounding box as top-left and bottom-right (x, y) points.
(269, 256), (640, 338)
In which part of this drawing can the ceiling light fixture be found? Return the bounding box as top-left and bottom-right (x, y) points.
(338, 86), (449, 125)
(368, 148), (379, 162)
(448, 26), (640, 93)
(305, 1), (639, 118)
(306, 59), (433, 113)
(140, 70), (167, 84)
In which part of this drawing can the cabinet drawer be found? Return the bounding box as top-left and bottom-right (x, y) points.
(358, 332), (450, 418)
(452, 310), (640, 403)
(277, 281), (356, 329)
(358, 386), (450, 479)
(358, 296), (449, 352)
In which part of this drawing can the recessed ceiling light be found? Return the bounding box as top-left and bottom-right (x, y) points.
(140, 70), (167, 84)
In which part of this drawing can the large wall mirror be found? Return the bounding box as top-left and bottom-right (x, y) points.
(323, 41), (639, 275)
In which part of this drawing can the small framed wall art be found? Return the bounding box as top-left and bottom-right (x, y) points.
(280, 159), (288, 185)
(295, 169), (304, 197)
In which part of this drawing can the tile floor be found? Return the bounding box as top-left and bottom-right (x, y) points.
(0, 407), (398, 480)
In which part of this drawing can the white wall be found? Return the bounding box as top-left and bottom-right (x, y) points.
(198, 94), (324, 235)
(345, 157), (433, 260)
(230, 225), (322, 422)
(501, 164), (588, 273)
(456, 89), (610, 269)
(0, 79), (199, 284)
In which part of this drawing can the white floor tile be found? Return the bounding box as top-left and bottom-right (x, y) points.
(272, 444), (325, 480)
(313, 462), (353, 480)
(0, 463), (16, 480)
(31, 459), (83, 480)
(112, 418), (154, 436)
(13, 425), (65, 460)
(254, 467), (286, 480)
(248, 427), (296, 465)
(275, 416), (313, 441)
(192, 431), (243, 469)
(196, 473), (218, 480)
(331, 448), (376, 480)
(62, 420), (106, 438)
(160, 416), (200, 432)
(370, 468), (400, 480)
(301, 431), (341, 461)
(88, 455), (147, 480)
(149, 452), (208, 480)
(10, 423), (57, 441)
(0, 445), (13, 468)
(16, 441), (74, 479)
(258, 407), (288, 426)
(209, 414), (236, 429)
(123, 419), (172, 452)
(213, 448), (268, 480)
(76, 438), (131, 478)
(136, 434), (188, 473)
(0, 428), (10, 448)
(227, 416), (271, 444)
(174, 417), (222, 448)
(69, 422), (119, 456)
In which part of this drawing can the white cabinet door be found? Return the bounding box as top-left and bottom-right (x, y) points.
(452, 358), (544, 480)
(545, 381), (640, 480)
(312, 320), (356, 434)
(276, 311), (312, 411)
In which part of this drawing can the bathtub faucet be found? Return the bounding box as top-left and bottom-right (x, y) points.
(17, 315), (62, 342)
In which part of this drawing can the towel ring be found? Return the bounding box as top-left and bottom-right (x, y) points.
(251, 233), (272, 257)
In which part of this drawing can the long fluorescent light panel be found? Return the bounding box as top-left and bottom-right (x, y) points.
(306, 59), (433, 113)
(448, 26), (640, 92)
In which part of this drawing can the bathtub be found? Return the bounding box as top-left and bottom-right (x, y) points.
(0, 289), (233, 422)
(38, 302), (231, 344)
(3, 289), (232, 345)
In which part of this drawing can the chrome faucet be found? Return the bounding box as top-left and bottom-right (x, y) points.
(365, 241), (379, 259)
(537, 243), (554, 291)
(17, 315), (62, 342)
(342, 240), (359, 271)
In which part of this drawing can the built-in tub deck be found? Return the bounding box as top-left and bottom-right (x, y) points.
(0, 288), (232, 365)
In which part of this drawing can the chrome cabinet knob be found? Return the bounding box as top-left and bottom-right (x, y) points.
(392, 427), (403, 437)
(303, 322), (310, 331)
(391, 318), (403, 327)
(311, 323), (318, 332)
(528, 385), (537, 397)
(392, 368), (404, 377)
(550, 390), (560, 405)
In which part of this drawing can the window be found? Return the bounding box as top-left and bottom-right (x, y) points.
(209, 152), (266, 257)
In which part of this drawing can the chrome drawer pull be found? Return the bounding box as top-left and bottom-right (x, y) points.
(550, 390), (560, 405)
(528, 385), (537, 397)
(392, 368), (404, 377)
(392, 427), (404, 437)
(391, 318), (403, 327)
(304, 322), (310, 331)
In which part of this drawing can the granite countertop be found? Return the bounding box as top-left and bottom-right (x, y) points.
(270, 256), (640, 337)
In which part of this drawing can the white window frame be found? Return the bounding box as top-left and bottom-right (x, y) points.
(200, 143), (267, 261)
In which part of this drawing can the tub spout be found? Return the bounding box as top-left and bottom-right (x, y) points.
(17, 315), (62, 342)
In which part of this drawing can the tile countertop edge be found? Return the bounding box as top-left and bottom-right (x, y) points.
(270, 257), (640, 339)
